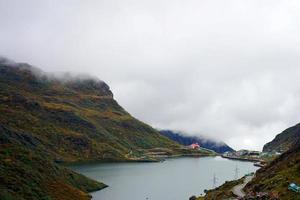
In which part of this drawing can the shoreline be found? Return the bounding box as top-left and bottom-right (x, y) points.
(64, 153), (219, 195)
(65, 152), (217, 195)
(221, 155), (262, 163)
(63, 152), (217, 166)
(72, 155), (256, 200)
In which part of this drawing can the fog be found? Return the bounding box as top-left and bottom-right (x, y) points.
(1, 0), (300, 150)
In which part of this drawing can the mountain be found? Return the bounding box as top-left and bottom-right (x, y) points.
(0, 58), (212, 200)
(196, 123), (300, 200)
(0, 58), (180, 162)
(159, 130), (234, 153)
(246, 132), (300, 199)
(263, 123), (300, 152)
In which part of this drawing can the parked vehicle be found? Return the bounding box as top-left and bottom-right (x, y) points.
(288, 183), (300, 193)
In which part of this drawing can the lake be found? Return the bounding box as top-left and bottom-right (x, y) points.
(71, 156), (258, 200)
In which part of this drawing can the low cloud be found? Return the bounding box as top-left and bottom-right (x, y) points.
(1, 0), (300, 150)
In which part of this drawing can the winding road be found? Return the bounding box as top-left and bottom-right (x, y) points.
(232, 175), (253, 197)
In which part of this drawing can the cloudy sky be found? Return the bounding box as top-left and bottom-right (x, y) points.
(1, 0), (300, 150)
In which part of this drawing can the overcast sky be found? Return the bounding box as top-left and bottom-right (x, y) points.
(1, 0), (300, 150)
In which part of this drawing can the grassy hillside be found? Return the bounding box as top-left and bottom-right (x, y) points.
(0, 59), (212, 200)
(245, 137), (300, 199)
(263, 123), (300, 153)
(195, 178), (243, 200)
(0, 125), (106, 200)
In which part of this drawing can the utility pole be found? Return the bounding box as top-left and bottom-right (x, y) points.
(212, 173), (218, 200)
(234, 165), (239, 179)
(213, 173), (217, 188)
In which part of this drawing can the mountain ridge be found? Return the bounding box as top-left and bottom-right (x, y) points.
(159, 130), (234, 153)
(263, 123), (300, 152)
(0, 61), (182, 162)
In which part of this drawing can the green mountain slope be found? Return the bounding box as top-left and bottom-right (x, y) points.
(246, 137), (300, 199)
(263, 123), (300, 152)
(0, 60), (180, 162)
(0, 58), (211, 200)
(0, 125), (106, 200)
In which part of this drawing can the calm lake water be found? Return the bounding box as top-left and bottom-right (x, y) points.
(71, 156), (258, 200)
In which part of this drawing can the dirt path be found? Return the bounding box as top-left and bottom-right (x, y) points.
(232, 175), (253, 197)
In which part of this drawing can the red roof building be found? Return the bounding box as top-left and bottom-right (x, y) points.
(190, 143), (200, 149)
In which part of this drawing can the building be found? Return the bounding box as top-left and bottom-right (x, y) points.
(235, 150), (249, 156)
(248, 151), (260, 156)
(190, 143), (200, 149)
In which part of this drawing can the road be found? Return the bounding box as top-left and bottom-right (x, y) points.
(232, 175), (253, 197)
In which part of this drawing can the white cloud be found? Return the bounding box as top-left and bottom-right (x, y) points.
(1, 0), (300, 150)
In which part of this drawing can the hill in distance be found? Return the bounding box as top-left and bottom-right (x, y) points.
(159, 130), (234, 153)
(0, 58), (213, 200)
